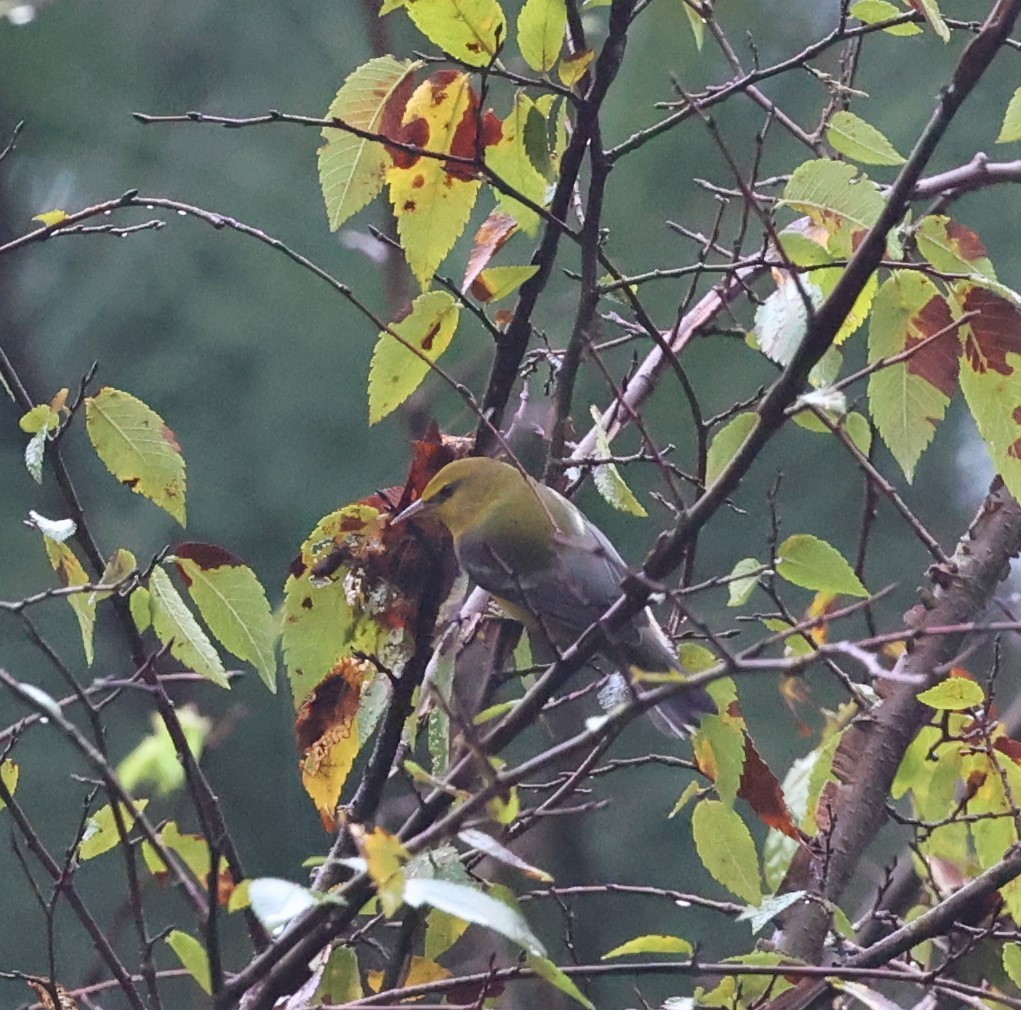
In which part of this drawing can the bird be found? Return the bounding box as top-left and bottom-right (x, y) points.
(391, 456), (715, 735)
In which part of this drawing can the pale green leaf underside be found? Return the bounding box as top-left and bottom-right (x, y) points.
(319, 56), (421, 231)
(150, 567), (229, 688)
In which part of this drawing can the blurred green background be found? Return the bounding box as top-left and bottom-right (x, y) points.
(1, 1), (1016, 1006)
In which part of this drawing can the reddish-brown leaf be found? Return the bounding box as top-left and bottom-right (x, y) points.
(738, 733), (803, 840)
(962, 287), (1021, 376)
(946, 221), (988, 262)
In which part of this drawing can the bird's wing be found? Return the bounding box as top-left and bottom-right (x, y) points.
(457, 514), (629, 638)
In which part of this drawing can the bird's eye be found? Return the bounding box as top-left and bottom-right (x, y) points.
(434, 482), (456, 502)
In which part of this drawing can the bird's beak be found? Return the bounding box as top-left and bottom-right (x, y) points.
(390, 497), (428, 525)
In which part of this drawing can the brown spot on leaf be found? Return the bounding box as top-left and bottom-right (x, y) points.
(402, 199), (417, 212)
(161, 424), (182, 452)
(294, 659), (366, 753)
(421, 321), (441, 352)
(481, 108), (503, 148)
(390, 116), (429, 170)
(946, 220), (987, 262)
(122, 477), (140, 489)
(411, 173), (425, 189)
(905, 295), (960, 397)
(174, 541), (242, 570)
(994, 736), (1021, 764)
(301, 596), (314, 610)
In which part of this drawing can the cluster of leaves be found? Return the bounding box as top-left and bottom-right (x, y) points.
(9, 0), (1021, 1008)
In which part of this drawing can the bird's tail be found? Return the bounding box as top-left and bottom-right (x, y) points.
(645, 682), (717, 737)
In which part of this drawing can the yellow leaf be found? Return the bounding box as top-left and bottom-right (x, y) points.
(0, 760), (20, 812)
(398, 0), (506, 67)
(32, 209), (69, 227)
(298, 660), (369, 827)
(369, 291), (460, 423)
(43, 538), (96, 665)
(558, 48), (594, 86)
(354, 824), (409, 916)
(469, 264), (538, 303)
(387, 71), (482, 288)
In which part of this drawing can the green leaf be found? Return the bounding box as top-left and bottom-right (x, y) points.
(668, 779), (701, 819)
(916, 678), (985, 711)
(149, 567), (230, 688)
(130, 586), (152, 633)
(85, 387), (187, 524)
(679, 0), (705, 48)
(485, 91), (550, 236)
(518, 0), (566, 72)
(397, 0), (507, 68)
(319, 56), (422, 231)
(282, 504), (397, 706)
(915, 215), (995, 281)
(913, 0), (950, 41)
(691, 800), (763, 905)
(781, 160), (885, 239)
(776, 534), (868, 597)
(424, 908), (471, 961)
(792, 409), (872, 457)
(696, 714), (746, 807)
(1003, 942), (1021, 988)
(117, 706), (211, 795)
(826, 110), (904, 166)
(998, 86), (1021, 144)
(403, 877), (546, 956)
(588, 405), (646, 516)
(79, 800), (148, 861)
(728, 558), (762, 607)
(850, 0), (922, 35)
(527, 955), (594, 1010)
(706, 413), (757, 485)
(369, 291), (460, 424)
(166, 930), (212, 994)
(172, 544), (278, 691)
(315, 946), (363, 1005)
(603, 933), (694, 959)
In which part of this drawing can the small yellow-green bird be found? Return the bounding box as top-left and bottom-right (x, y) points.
(392, 456), (715, 735)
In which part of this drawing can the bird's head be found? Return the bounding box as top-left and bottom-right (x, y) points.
(391, 457), (529, 540)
